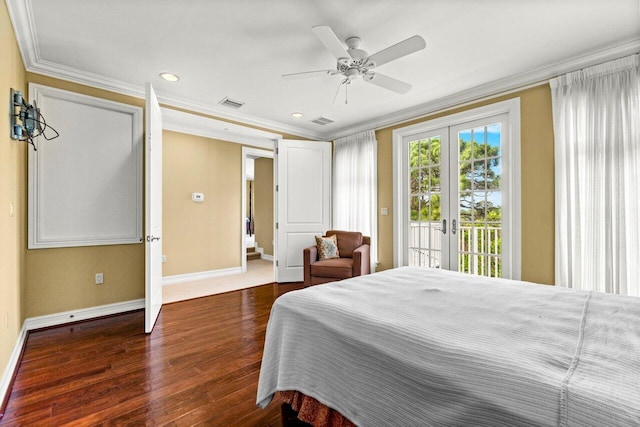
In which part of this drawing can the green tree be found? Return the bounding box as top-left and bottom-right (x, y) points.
(458, 138), (501, 223)
(409, 138), (442, 221)
(410, 137), (501, 223)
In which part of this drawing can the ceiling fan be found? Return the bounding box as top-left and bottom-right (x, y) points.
(283, 26), (426, 97)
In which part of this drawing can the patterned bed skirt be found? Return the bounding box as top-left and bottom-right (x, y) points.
(277, 390), (356, 427)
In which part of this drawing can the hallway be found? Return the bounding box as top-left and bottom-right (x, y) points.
(163, 259), (274, 304)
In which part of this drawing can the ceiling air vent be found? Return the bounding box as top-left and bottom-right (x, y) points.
(310, 116), (334, 125)
(218, 97), (245, 109)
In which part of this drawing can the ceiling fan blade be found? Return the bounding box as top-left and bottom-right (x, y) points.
(363, 72), (412, 94)
(282, 70), (336, 80)
(312, 25), (350, 60)
(367, 35), (426, 67)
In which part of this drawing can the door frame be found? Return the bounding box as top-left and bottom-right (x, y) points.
(392, 98), (521, 279)
(241, 146), (275, 274)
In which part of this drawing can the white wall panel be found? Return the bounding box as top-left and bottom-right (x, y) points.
(28, 84), (143, 249)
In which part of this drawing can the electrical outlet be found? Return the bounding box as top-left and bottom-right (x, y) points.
(162, 255), (167, 263)
(95, 273), (104, 285)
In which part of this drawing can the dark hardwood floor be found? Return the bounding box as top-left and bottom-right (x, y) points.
(1, 282), (305, 426)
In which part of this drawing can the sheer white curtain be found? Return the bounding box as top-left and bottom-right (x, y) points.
(333, 130), (378, 271)
(551, 54), (640, 296)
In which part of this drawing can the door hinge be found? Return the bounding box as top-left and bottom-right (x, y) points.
(276, 260), (279, 267)
(276, 184), (279, 191)
(275, 222), (279, 229)
(275, 147), (279, 155)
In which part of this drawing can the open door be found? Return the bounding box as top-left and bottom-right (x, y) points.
(144, 82), (163, 333)
(275, 139), (332, 282)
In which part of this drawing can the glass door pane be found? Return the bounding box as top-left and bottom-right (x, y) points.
(407, 133), (445, 267)
(455, 123), (502, 278)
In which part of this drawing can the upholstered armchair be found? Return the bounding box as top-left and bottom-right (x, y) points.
(303, 230), (371, 286)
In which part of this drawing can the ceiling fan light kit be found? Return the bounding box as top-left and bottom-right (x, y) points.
(283, 25), (426, 98)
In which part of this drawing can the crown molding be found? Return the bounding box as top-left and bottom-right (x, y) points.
(6, 0), (321, 141)
(161, 108), (281, 149)
(155, 93), (323, 141)
(25, 58), (323, 141)
(5, 0), (39, 65)
(326, 38), (640, 140)
(8, 0), (640, 143)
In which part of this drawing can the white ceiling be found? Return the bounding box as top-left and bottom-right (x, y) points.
(8, 0), (640, 140)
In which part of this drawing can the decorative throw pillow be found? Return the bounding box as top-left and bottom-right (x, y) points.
(315, 235), (340, 260)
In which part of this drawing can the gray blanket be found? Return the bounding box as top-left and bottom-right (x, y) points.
(257, 267), (640, 426)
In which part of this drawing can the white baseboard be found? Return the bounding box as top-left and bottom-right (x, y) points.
(0, 324), (27, 416)
(23, 299), (145, 331)
(1, 298), (144, 416)
(162, 266), (242, 286)
(255, 246), (274, 261)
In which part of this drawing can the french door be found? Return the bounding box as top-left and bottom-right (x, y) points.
(403, 114), (509, 278)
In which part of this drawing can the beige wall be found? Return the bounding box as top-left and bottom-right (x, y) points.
(163, 131), (242, 276)
(21, 75), (302, 315)
(254, 158), (274, 256)
(375, 85), (555, 285)
(0, 0), (27, 383)
(22, 74), (145, 318)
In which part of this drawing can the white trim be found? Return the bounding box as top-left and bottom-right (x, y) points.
(162, 267), (243, 286)
(0, 324), (27, 416)
(256, 247), (275, 261)
(5, 1), (320, 141)
(5, 0), (39, 66)
(161, 108), (281, 149)
(328, 39), (640, 140)
(23, 299), (145, 331)
(392, 98), (521, 279)
(157, 94), (321, 141)
(6, 0), (638, 142)
(0, 298), (144, 410)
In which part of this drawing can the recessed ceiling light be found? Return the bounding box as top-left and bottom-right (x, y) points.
(159, 72), (180, 82)
(291, 112), (304, 118)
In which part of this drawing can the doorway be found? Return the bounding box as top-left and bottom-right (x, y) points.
(393, 99), (521, 279)
(403, 116), (506, 277)
(242, 147), (275, 281)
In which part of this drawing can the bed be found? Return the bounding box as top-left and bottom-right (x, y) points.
(256, 266), (640, 426)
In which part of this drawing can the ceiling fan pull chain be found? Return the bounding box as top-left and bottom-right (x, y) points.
(332, 80), (343, 105)
(345, 81), (348, 104)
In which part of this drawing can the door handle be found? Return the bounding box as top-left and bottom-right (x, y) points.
(146, 235), (161, 242)
(441, 219), (447, 234)
(451, 219), (457, 235)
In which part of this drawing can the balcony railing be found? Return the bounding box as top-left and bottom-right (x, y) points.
(408, 221), (502, 277)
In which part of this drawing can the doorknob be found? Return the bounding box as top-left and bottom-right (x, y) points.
(146, 235), (161, 242)
(441, 219), (447, 234)
(451, 219), (457, 235)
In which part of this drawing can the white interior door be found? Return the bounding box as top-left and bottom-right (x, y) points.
(275, 139), (331, 282)
(144, 82), (163, 333)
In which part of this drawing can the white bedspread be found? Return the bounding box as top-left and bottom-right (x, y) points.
(256, 267), (640, 426)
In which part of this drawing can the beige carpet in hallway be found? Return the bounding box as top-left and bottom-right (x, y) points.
(163, 259), (274, 304)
